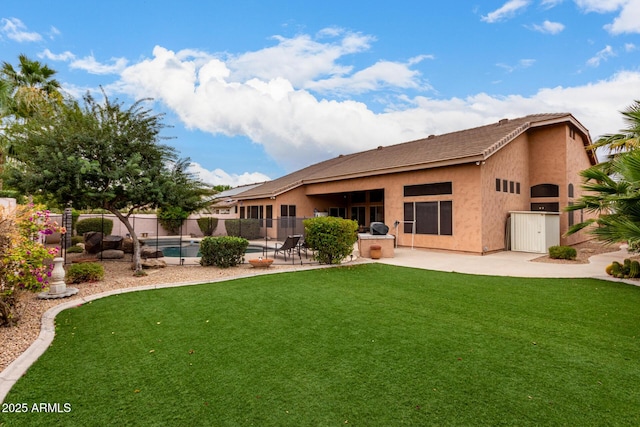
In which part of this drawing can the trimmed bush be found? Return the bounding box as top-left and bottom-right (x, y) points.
(200, 236), (249, 268)
(548, 245), (577, 260)
(225, 219), (261, 239)
(158, 206), (189, 235)
(76, 217), (113, 236)
(67, 245), (84, 254)
(71, 235), (84, 245)
(197, 217), (219, 236)
(303, 216), (359, 264)
(66, 262), (104, 284)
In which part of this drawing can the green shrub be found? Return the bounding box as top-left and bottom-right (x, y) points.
(158, 206), (189, 235)
(200, 236), (249, 268)
(225, 219), (261, 239)
(548, 245), (577, 260)
(197, 217), (219, 236)
(66, 262), (104, 284)
(76, 217), (113, 236)
(67, 246), (84, 254)
(303, 216), (358, 264)
(71, 235), (84, 245)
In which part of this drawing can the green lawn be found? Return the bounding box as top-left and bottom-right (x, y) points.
(2, 264), (640, 426)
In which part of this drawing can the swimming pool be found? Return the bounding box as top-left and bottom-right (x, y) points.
(142, 238), (266, 258)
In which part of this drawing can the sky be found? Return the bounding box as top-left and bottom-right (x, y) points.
(2, 0), (640, 187)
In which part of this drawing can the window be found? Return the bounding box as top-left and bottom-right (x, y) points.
(568, 202), (574, 227)
(509, 181), (515, 193)
(404, 182), (452, 197)
(568, 183), (574, 198)
(266, 205), (273, 228)
(369, 189), (384, 203)
(531, 184), (559, 198)
(516, 183), (521, 194)
(404, 201), (452, 235)
(351, 206), (366, 226)
(370, 206), (384, 223)
(496, 178), (501, 192)
(329, 207), (347, 218)
(502, 180), (508, 192)
(280, 205), (296, 229)
(569, 127), (576, 139)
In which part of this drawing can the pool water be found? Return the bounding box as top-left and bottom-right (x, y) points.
(158, 244), (265, 258)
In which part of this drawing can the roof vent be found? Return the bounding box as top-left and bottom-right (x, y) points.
(498, 118), (509, 125)
(427, 135), (435, 139)
(377, 145), (384, 150)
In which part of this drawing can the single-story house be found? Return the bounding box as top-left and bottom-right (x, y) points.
(235, 113), (597, 254)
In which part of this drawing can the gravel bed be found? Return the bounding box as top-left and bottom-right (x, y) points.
(0, 259), (309, 373)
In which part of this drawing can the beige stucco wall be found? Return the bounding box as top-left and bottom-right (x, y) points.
(481, 133), (531, 252)
(239, 122), (595, 254)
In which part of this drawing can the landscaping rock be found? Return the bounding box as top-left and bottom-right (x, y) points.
(102, 235), (123, 250)
(140, 259), (167, 269)
(97, 249), (125, 259)
(84, 232), (104, 254)
(141, 247), (164, 259)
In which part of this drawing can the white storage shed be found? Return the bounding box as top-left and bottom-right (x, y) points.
(509, 211), (560, 254)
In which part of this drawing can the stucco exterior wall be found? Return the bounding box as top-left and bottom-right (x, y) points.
(481, 133), (531, 252)
(237, 120), (596, 254)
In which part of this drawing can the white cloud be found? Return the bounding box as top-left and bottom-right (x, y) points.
(39, 48), (75, 62)
(625, 42), (637, 51)
(587, 45), (615, 66)
(113, 30), (640, 173)
(70, 55), (128, 75)
(481, 0), (531, 23)
(496, 59), (536, 73)
(39, 49), (128, 75)
(541, 0), (564, 8)
(47, 26), (61, 40)
(605, 0), (640, 34)
(187, 162), (270, 187)
(0, 17), (42, 42)
(575, 0), (640, 34)
(531, 20), (565, 34)
(574, 0), (628, 13)
(228, 30), (373, 88)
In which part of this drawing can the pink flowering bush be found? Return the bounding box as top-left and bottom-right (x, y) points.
(2, 205), (65, 293)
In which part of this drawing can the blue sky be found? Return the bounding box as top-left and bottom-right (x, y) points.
(2, 0), (640, 186)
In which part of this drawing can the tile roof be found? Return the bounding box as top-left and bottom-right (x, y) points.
(238, 113), (594, 200)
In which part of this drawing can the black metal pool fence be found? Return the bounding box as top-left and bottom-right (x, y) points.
(65, 214), (313, 263)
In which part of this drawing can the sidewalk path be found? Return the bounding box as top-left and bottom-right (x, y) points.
(378, 246), (635, 280)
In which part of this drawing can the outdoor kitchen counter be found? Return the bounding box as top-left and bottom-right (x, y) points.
(358, 233), (395, 258)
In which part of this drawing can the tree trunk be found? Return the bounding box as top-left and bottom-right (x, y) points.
(109, 209), (142, 272)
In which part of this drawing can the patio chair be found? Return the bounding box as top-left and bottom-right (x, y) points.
(273, 235), (301, 262)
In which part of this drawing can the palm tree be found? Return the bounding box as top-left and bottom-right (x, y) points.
(590, 100), (640, 158)
(1, 54), (62, 119)
(0, 55), (63, 189)
(566, 149), (640, 246)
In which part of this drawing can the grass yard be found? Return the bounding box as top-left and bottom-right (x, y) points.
(1, 264), (640, 426)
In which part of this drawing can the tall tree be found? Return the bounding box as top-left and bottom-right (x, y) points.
(590, 100), (640, 164)
(5, 91), (212, 272)
(0, 54), (62, 119)
(567, 101), (640, 246)
(566, 149), (640, 246)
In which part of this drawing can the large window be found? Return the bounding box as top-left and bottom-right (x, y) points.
(403, 201), (452, 235)
(531, 184), (559, 198)
(404, 182), (452, 197)
(280, 205), (296, 229)
(266, 205), (273, 228)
